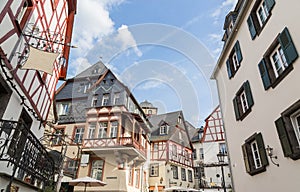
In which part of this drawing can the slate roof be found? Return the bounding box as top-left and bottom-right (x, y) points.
(148, 111), (191, 148)
(56, 61), (107, 100)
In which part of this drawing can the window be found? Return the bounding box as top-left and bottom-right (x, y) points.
(59, 103), (70, 115)
(275, 100), (300, 160)
(188, 170), (193, 182)
(91, 160), (104, 180)
(181, 168), (186, 181)
(150, 164), (159, 177)
(242, 133), (268, 175)
(172, 145), (177, 157)
(74, 127), (84, 143)
(192, 149), (197, 159)
(171, 165), (178, 179)
(258, 27), (298, 90)
(110, 121), (118, 138)
(52, 129), (64, 145)
(226, 41), (243, 79)
(98, 122), (107, 138)
(148, 110), (152, 115)
(256, 1), (269, 26)
(88, 124), (96, 139)
(91, 95), (98, 107)
(179, 131), (182, 140)
(233, 81), (254, 121)
(83, 83), (91, 93)
(219, 143), (227, 154)
(160, 123), (168, 135)
(247, 0), (275, 39)
(114, 92), (120, 105)
(102, 94), (109, 106)
(177, 116), (182, 124)
(199, 148), (204, 160)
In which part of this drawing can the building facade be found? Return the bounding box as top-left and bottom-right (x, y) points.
(212, 0), (300, 191)
(0, 0), (76, 191)
(52, 61), (152, 192)
(147, 111), (195, 192)
(192, 106), (232, 192)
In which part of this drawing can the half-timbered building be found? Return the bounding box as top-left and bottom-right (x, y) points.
(148, 111), (195, 192)
(52, 61), (152, 192)
(0, 0), (76, 191)
(191, 106), (232, 191)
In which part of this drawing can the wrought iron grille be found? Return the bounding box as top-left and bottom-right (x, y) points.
(0, 119), (55, 186)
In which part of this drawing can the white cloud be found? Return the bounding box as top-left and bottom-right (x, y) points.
(211, 0), (238, 21)
(136, 80), (165, 90)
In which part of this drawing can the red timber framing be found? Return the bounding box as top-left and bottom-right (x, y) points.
(201, 105), (225, 143)
(150, 141), (193, 167)
(0, 0), (76, 121)
(82, 106), (149, 157)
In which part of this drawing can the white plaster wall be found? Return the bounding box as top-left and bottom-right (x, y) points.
(214, 0), (300, 191)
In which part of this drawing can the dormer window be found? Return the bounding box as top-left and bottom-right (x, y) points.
(228, 21), (234, 33)
(160, 123), (169, 135)
(177, 116), (182, 124)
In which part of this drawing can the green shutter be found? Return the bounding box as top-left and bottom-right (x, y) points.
(243, 81), (254, 107)
(275, 117), (292, 157)
(233, 96), (240, 120)
(265, 0), (275, 12)
(247, 15), (257, 39)
(234, 40), (243, 63)
(278, 27), (298, 65)
(258, 59), (271, 90)
(255, 133), (269, 167)
(242, 144), (251, 173)
(226, 59), (233, 79)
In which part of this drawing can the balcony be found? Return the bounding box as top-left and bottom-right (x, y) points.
(0, 119), (56, 187)
(83, 137), (147, 157)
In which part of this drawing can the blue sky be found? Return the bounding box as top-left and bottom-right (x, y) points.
(66, 0), (238, 127)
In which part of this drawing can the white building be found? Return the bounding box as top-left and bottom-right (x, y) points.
(212, 0), (300, 191)
(0, 0), (76, 191)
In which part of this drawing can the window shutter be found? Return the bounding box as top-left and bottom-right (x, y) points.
(247, 15), (257, 39)
(258, 59), (271, 90)
(275, 117), (293, 157)
(233, 97), (240, 120)
(242, 144), (251, 173)
(234, 41), (243, 63)
(265, 0), (275, 12)
(278, 27), (298, 65)
(226, 59), (233, 79)
(255, 133), (269, 167)
(282, 117), (300, 159)
(243, 81), (254, 107)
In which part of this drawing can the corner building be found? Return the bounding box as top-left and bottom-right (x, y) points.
(212, 0), (300, 191)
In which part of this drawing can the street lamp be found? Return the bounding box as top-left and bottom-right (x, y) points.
(217, 151), (226, 192)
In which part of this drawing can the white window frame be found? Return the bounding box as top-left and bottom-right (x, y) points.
(150, 164), (159, 177)
(91, 160), (104, 180)
(114, 92), (120, 105)
(160, 124), (168, 135)
(74, 127), (84, 143)
(240, 91), (249, 113)
(102, 94), (109, 106)
(83, 83), (91, 93)
(172, 144), (177, 157)
(88, 124), (96, 139)
(98, 122), (108, 138)
(232, 52), (239, 71)
(256, 1), (269, 26)
(250, 140), (262, 169)
(60, 103), (69, 115)
(219, 143), (227, 154)
(92, 95), (98, 107)
(110, 121), (118, 138)
(290, 109), (300, 146)
(199, 148), (204, 160)
(271, 45), (288, 77)
(53, 129), (64, 145)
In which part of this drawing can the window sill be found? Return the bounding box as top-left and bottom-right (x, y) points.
(248, 166), (266, 176)
(239, 108), (252, 121)
(271, 64), (294, 89)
